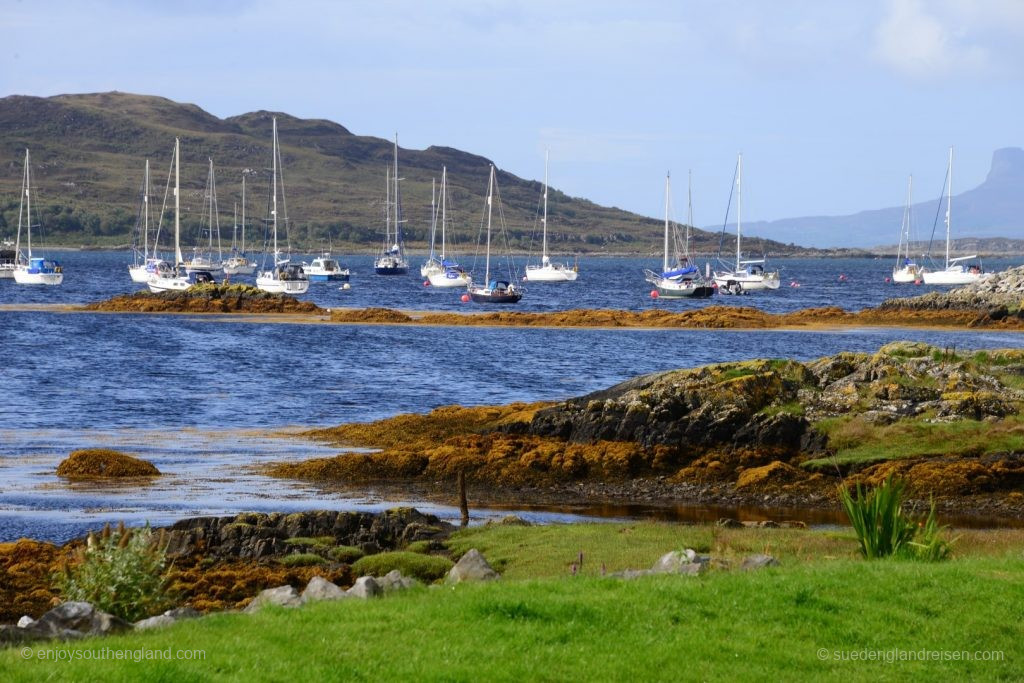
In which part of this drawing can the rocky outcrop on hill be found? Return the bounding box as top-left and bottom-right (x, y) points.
(880, 266), (1024, 313)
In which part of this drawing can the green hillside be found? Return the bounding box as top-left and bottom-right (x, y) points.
(0, 92), (809, 255)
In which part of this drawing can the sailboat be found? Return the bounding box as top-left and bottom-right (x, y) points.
(427, 167), (470, 288)
(374, 135), (409, 275)
(183, 158), (224, 277)
(891, 175), (922, 284)
(256, 117), (309, 294)
(420, 178), (442, 278)
(128, 160), (166, 283)
(712, 154), (780, 293)
(0, 238), (15, 279)
(222, 176), (256, 276)
(148, 138), (195, 293)
(921, 147), (984, 285)
(468, 165), (523, 303)
(12, 149), (63, 286)
(644, 171), (714, 298)
(525, 151), (578, 282)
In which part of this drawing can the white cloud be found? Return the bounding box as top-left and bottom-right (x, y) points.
(872, 0), (993, 79)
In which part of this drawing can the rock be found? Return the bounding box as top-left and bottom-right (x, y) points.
(715, 518), (743, 528)
(16, 616), (34, 629)
(347, 576), (382, 599)
(740, 554), (780, 571)
(134, 607), (201, 630)
(735, 461), (805, 490)
(26, 602), (132, 639)
(651, 550), (708, 575)
(485, 515), (532, 527)
(55, 449), (160, 478)
(377, 570), (418, 593)
(446, 549), (500, 584)
(243, 585), (302, 612)
(1, 624), (44, 644)
(300, 576), (348, 603)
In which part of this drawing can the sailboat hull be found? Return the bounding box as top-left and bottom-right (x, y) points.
(375, 266), (407, 275)
(469, 289), (523, 304)
(256, 274), (310, 294)
(712, 271), (780, 291)
(14, 269), (63, 285)
(921, 268), (983, 285)
(129, 265), (153, 283)
(891, 265), (921, 283)
(524, 264), (578, 282)
(654, 281), (714, 298)
(428, 270), (470, 288)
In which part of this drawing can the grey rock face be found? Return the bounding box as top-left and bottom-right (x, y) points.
(446, 549), (500, 584)
(740, 554), (780, 571)
(347, 576), (382, 599)
(301, 576), (349, 603)
(23, 602), (132, 640)
(134, 607), (201, 630)
(377, 570), (418, 593)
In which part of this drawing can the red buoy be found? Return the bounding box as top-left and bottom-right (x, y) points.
(423, 280), (430, 287)
(838, 274), (847, 282)
(914, 279), (921, 285)
(884, 277), (891, 283)
(460, 294), (470, 302)
(650, 290), (659, 299)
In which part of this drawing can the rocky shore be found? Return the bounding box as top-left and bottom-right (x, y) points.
(270, 342), (1024, 520)
(881, 265), (1024, 314)
(84, 284), (324, 314)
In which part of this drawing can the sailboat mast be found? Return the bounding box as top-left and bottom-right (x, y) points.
(385, 166), (391, 246)
(441, 167), (447, 259)
(241, 175), (246, 253)
(542, 149), (549, 261)
(429, 177), (436, 260)
(212, 159), (221, 260)
(143, 159), (150, 259)
(25, 150), (32, 259)
(15, 150), (26, 259)
(945, 146), (953, 268)
(232, 202), (238, 251)
(485, 165), (494, 284)
(393, 134), (401, 253)
(174, 138), (182, 267)
(686, 169), (693, 261)
(663, 172), (670, 273)
(272, 118), (279, 260)
(736, 154), (742, 270)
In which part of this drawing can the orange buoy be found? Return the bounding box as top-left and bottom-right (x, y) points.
(650, 290), (659, 299)
(460, 294), (470, 302)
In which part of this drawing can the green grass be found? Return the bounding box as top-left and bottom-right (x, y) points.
(350, 552), (454, 582)
(283, 536), (335, 549)
(277, 553), (325, 567)
(805, 414), (1024, 468)
(327, 545), (365, 563)
(4, 555), (1021, 681)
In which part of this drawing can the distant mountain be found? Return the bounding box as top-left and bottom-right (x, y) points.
(0, 91), (813, 256)
(736, 147), (1024, 249)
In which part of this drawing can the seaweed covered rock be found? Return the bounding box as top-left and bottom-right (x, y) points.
(56, 449), (160, 478)
(85, 284), (324, 314)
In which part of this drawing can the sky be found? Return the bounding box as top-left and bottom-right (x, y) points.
(2, 0), (1023, 238)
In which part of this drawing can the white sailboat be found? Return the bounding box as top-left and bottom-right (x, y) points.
(420, 178), (442, 278)
(644, 171), (714, 298)
(374, 134), (409, 275)
(128, 160), (167, 283)
(223, 175), (256, 276)
(467, 165), (523, 303)
(256, 117), (309, 295)
(183, 158), (224, 277)
(13, 149), (64, 286)
(891, 175), (922, 284)
(921, 147), (984, 286)
(427, 167), (470, 288)
(525, 151), (578, 282)
(148, 138), (195, 293)
(712, 154), (780, 293)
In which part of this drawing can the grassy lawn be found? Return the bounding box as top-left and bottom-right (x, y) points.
(3, 523), (1022, 681)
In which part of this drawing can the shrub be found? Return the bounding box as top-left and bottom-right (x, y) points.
(839, 476), (955, 561)
(55, 522), (172, 621)
(284, 536), (335, 549)
(327, 545), (365, 563)
(351, 552), (454, 582)
(278, 553), (326, 567)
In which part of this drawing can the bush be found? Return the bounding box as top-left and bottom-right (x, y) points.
(327, 545), (365, 563)
(278, 553), (326, 567)
(284, 537), (335, 549)
(840, 475), (955, 561)
(55, 522), (172, 622)
(351, 552), (454, 582)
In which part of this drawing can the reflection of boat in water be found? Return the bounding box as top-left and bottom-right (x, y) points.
(644, 171), (713, 299)
(712, 154), (780, 292)
(304, 251), (350, 282)
(921, 147), (985, 286)
(467, 165), (524, 304)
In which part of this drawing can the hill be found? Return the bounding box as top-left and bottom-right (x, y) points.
(738, 147), (1024, 249)
(0, 91), (811, 256)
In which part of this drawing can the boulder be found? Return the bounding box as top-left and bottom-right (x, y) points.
(651, 550), (708, 575)
(243, 586), (302, 612)
(740, 554), (780, 571)
(26, 602), (132, 639)
(134, 607), (201, 631)
(446, 549), (500, 584)
(300, 576), (349, 603)
(16, 616), (34, 629)
(377, 570), (418, 593)
(347, 576), (382, 599)
(1, 624), (44, 645)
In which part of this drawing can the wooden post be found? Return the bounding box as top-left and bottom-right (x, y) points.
(458, 470), (469, 527)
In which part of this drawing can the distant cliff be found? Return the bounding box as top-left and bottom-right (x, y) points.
(737, 147), (1024, 250)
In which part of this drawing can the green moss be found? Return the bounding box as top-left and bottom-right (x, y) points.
(350, 552), (454, 582)
(285, 536), (336, 549)
(757, 401), (806, 417)
(278, 553), (326, 568)
(327, 546), (365, 563)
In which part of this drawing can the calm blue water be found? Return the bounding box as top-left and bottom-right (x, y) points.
(3, 252), (1024, 541)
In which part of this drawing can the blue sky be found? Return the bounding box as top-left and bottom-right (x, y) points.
(2, 0), (1022, 236)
